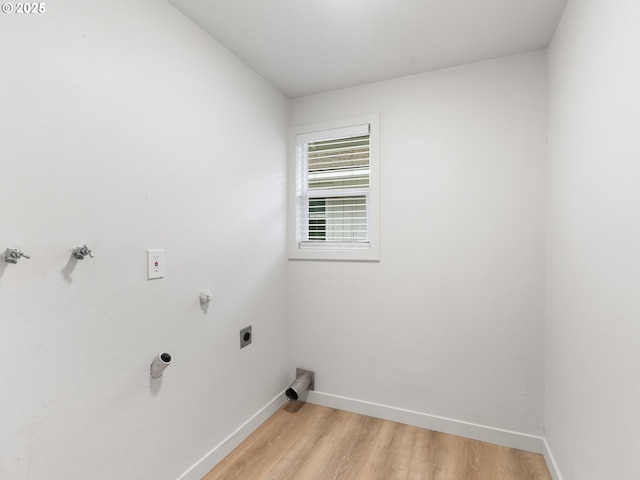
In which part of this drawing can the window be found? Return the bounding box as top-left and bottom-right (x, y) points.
(288, 114), (379, 261)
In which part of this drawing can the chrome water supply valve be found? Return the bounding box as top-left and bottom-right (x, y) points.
(72, 245), (94, 260)
(4, 248), (30, 264)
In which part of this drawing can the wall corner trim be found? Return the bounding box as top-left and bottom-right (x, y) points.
(306, 391), (545, 454)
(177, 392), (287, 480)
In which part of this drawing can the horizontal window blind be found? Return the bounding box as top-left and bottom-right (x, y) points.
(296, 125), (370, 246)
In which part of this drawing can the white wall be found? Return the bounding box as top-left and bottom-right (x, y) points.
(289, 52), (547, 436)
(10, 1), (639, 477)
(546, 0), (640, 478)
(0, 1), (288, 479)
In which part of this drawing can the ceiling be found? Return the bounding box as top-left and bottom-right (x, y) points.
(166, 0), (568, 98)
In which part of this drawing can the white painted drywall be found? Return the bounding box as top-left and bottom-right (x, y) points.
(0, 1), (288, 479)
(289, 52), (547, 435)
(546, 0), (640, 478)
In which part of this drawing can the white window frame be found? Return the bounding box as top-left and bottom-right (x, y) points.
(288, 114), (380, 261)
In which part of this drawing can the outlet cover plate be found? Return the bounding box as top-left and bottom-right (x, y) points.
(147, 249), (164, 279)
(240, 325), (252, 348)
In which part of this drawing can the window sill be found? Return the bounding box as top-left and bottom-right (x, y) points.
(288, 242), (379, 262)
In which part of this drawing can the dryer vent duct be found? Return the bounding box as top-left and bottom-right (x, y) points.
(285, 368), (314, 401)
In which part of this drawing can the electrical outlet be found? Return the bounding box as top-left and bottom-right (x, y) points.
(240, 325), (252, 348)
(147, 249), (164, 279)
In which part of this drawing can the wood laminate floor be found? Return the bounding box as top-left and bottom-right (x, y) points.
(202, 402), (552, 480)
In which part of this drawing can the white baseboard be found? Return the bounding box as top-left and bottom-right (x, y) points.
(305, 391), (545, 454)
(542, 438), (564, 480)
(177, 391), (287, 480)
(177, 389), (561, 480)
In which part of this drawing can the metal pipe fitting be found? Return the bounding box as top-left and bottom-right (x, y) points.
(285, 368), (314, 401)
(150, 352), (173, 379)
(73, 245), (94, 260)
(4, 248), (30, 264)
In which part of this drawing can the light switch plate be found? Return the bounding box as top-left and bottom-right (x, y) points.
(147, 249), (164, 279)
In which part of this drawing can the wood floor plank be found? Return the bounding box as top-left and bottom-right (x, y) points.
(263, 404), (349, 480)
(357, 420), (402, 480)
(298, 408), (383, 480)
(407, 427), (444, 480)
(202, 402), (317, 480)
(372, 423), (417, 480)
(278, 406), (355, 480)
(201, 403), (552, 480)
